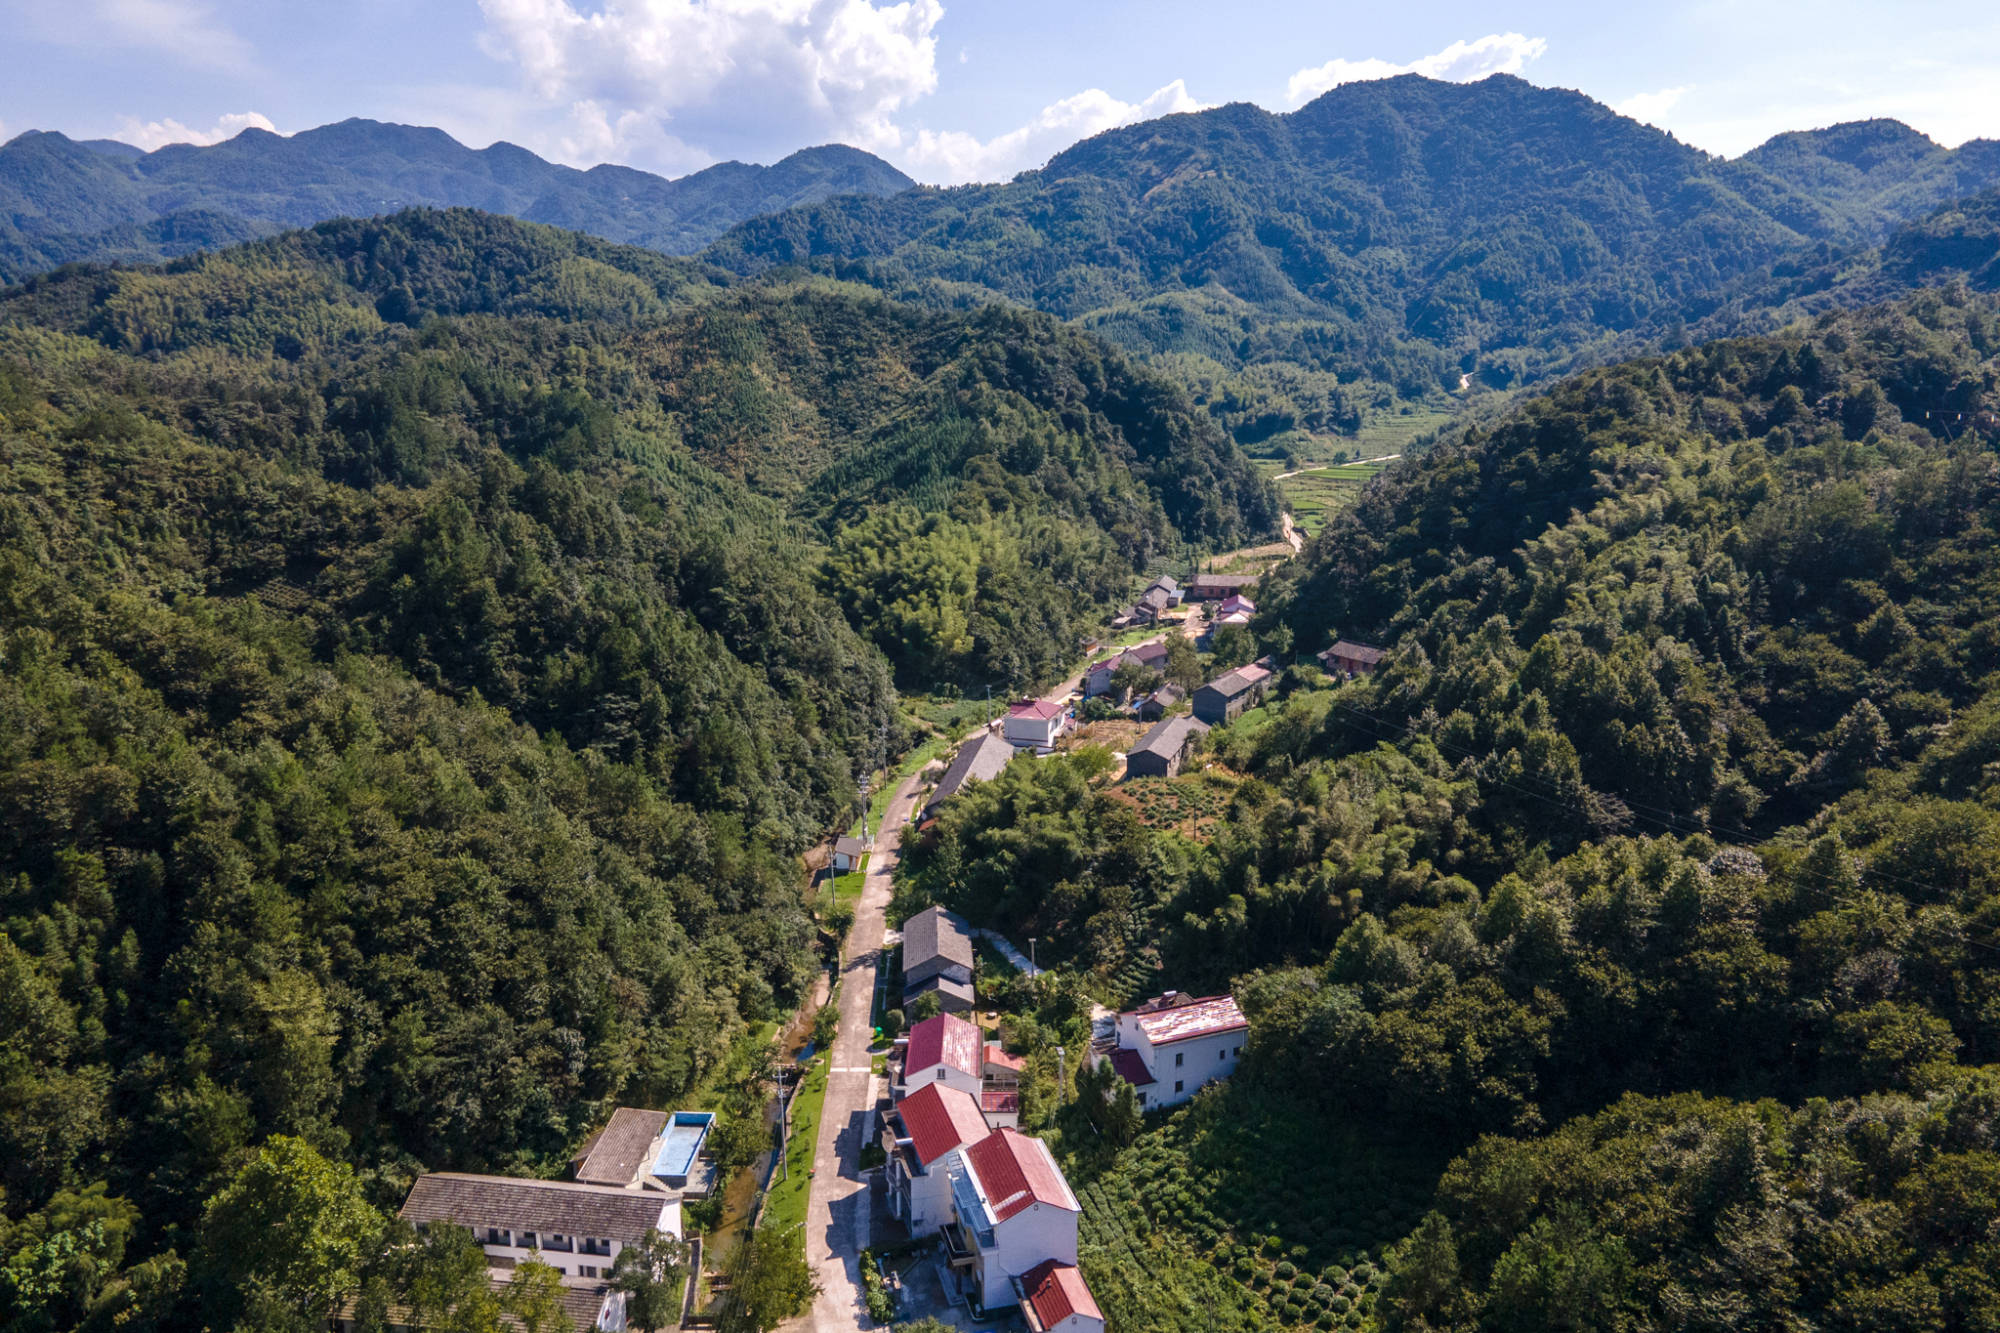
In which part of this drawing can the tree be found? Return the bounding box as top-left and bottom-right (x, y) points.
(719, 1231), (817, 1333)
(1103, 1079), (1144, 1147)
(397, 1224), (502, 1333)
(881, 1008), (906, 1042)
(909, 991), (943, 1022)
(609, 1229), (689, 1332)
(502, 1260), (567, 1333)
(195, 1136), (382, 1327)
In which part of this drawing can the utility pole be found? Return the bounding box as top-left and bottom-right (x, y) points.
(1028, 937), (1037, 987)
(1056, 1046), (1067, 1103)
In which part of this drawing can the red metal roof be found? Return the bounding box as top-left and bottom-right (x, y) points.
(964, 1128), (1078, 1221)
(1021, 1259), (1103, 1329)
(1008, 698), (1065, 720)
(984, 1043), (1026, 1072)
(1126, 993), (1247, 1045)
(896, 1083), (990, 1165)
(904, 1014), (983, 1080)
(1108, 1047), (1155, 1087)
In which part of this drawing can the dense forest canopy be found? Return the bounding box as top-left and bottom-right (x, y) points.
(0, 120), (914, 282)
(0, 208), (1270, 1331)
(705, 77), (2000, 438)
(898, 285), (2000, 1331)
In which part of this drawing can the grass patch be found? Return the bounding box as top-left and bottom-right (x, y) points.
(904, 693), (991, 735)
(758, 1055), (830, 1237)
(848, 734), (949, 844)
(829, 857), (869, 915)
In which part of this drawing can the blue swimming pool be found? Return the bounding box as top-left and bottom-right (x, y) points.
(651, 1110), (713, 1183)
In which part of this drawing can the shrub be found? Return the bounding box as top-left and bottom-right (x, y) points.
(1275, 1261), (1296, 1281)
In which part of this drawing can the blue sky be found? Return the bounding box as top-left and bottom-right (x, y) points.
(5, 0), (2000, 184)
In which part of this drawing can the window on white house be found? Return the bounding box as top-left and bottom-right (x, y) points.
(1174, 1052), (1183, 1067)
(1175, 1080), (1184, 1093)
(580, 1266), (598, 1279)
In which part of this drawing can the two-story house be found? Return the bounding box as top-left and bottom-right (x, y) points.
(1191, 663), (1272, 725)
(1003, 698), (1072, 751)
(940, 1128), (1083, 1312)
(390, 1172), (683, 1331)
(1105, 990), (1248, 1110)
(880, 1082), (991, 1234)
(899, 1013), (984, 1101)
(900, 905), (976, 1013)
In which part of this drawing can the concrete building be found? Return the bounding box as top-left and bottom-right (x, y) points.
(1004, 698), (1073, 750)
(1105, 990), (1248, 1110)
(901, 905), (976, 1014)
(1191, 663), (1272, 725)
(570, 1108), (718, 1197)
(1124, 715), (1209, 779)
(1018, 1259), (1106, 1333)
(882, 1082), (991, 1235)
(940, 1128), (1082, 1312)
(924, 727), (1015, 819)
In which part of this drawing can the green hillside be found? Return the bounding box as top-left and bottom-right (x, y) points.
(899, 285), (2000, 1331)
(0, 208), (1271, 1331)
(707, 76), (2000, 439)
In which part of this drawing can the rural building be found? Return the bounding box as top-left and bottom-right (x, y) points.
(897, 1015), (1023, 1129)
(1192, 663), (1272, 725)
(1083, 641), (1169, 697)
(1124, 715), (1209, 779)
(940, 1128), (1082, 1312)
(1216, 609), (1252, 629)
(1217, 593), (1256, 617)
(899, 1013), (985, 1102)
(1138, 683), (1185, 721)
(1105, 991), (1248, 1110)
(1321, 639), (1387, 677)
(1132, 585), (1174, 623)
(882, 1083), (992, 1235)
(1018, 1259), (1106, 1333)
(1003, 698), (1072, 751)
(570, 1108), (718, 1196)
(902, 906), (976, 1013)
(924, 726), (1015, 819)
(831, 834), (868, 873)
(1188, 573), (1256, 600)
(1145, 574), (1184, 606)
(389, 1172), (681, 1330)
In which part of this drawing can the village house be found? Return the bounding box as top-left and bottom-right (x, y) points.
(1003, 698), (1072, 751)
(1124, 715), (1209, 780)
(1145, 574), (1184, 606)
(901, 906), (976, 1014)
(940, 1128), (1084, 1313)
(1018, 1259), (1106, 1333)
(830, 834), (868, 874)
(1191, 662), (1272, 725)
(570, 1108), (718, 1197)
(1217, 592), (1256, 618)
(1321, 639), (1387, 678)
(1187, 573), (1257, 601)
(897, 1014), (1023, 1128)
(1131, 584), (1174, 624)
(1082, 641), (1169, 697)
(1105, 990), (1248, 1110)
(882, 1082), (992, 1234)
(371, 1172), (682, 1332)
(1137, 683), (1185, 721)
(923, 726), (1015, 820)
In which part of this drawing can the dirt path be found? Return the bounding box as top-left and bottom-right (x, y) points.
(1281, 511), (1303, 553)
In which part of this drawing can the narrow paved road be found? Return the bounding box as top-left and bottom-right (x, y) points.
(790, 766), (919, 1333)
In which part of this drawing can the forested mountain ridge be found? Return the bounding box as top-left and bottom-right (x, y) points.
(0, 118), (914, 281)
(899, 285), (2000, 1330)
(0, 207), (1271, 1329)
(705, 75), (2000, 439)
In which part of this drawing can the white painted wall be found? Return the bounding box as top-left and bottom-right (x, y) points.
(974, 1204), (1079, 1310)
(901, 1061), (982, 1103)
(1137, 1034), (1242, 1109)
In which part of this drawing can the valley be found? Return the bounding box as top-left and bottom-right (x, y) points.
(2, 59), (2000, 1333)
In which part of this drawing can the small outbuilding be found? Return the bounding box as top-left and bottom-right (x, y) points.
(1124, 715), (1209, 779)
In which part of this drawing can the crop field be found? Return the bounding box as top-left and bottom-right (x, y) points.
(1113, 771), (1239, 836)
(1070, 1085), (1447, 1332)
(1279, 462), (1389, 537)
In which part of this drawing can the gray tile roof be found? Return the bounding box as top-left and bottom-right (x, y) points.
(906, 974), (976, 1007)
(834, 835), (868, 857)
(902, 904), (975, 971)
(572, 1108), (669, 1187)
(1130, 715), (1208, 759)
(400, 1173), (673, 1243)
(929, 729), (1015, 812)
(1199, 663), (1272, 699)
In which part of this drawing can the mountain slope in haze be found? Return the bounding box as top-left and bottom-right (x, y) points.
(705, 75), (2000, 434)
(0, 118), (914, 281)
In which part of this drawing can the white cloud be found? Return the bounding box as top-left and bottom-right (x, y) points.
(898, 79), (1208, 185)
(1615, 86), (1690, 127)
(474, 0), (943, 171)
(1286, 32), (1548, 107)
(113, 111), (278, 152)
